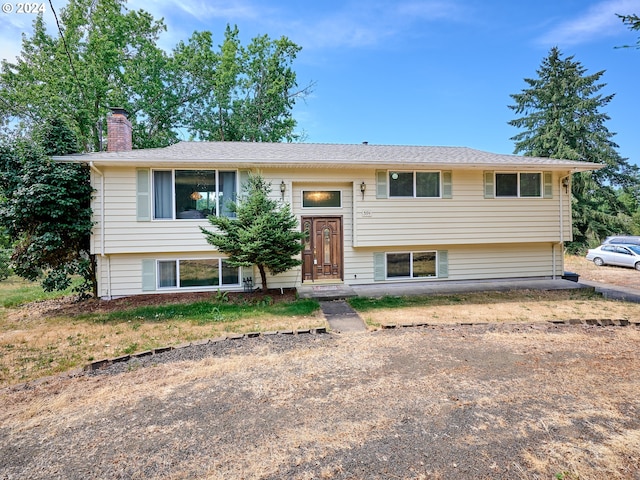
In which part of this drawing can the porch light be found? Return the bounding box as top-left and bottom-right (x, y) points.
(360, 181), (366, 200)
(280, 180), (286, 199)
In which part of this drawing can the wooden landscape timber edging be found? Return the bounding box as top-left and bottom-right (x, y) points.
(381, 319), (640, 329)
(83, 327), (328, 372)
(83, 319), (639, 371)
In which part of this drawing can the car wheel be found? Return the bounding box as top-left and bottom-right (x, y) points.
(593, 257), (604, 267)
(635, 262), (640, 271)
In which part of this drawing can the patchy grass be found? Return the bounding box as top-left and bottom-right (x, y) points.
(351, 289), (640, 327)
(0, 278), (323, 385)
(2, 255), (640, 385)
(0, 276), (77, 308)
(85, 298), (319, 324)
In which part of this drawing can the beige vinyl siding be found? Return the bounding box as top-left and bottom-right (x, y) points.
(98, 242), (561, 297)
(95, 167), (220, 254)
(447, 243), (560, 280)
(92, 166), (571, 296)
(354, 170), (572, 247)
(346, 242), (561, 286)
(94, 167), (571, 254)
(97, 252), (249, 298)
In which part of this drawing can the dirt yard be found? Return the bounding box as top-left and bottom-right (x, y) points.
(1, 323), (639, 479)
(1, 256), (639, 479)
(565, 254), (640, 290)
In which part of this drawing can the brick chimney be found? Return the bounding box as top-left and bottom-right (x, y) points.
(106, 107), (132, 152)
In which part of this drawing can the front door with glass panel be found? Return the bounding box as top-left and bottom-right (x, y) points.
(301, 217), (343, 282)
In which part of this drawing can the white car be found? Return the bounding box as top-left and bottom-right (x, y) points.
(586, 244), (640, 271)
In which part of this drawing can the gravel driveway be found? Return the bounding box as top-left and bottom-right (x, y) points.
(1, 322), (639, 479)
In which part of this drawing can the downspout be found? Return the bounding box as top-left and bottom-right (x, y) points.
(89, 162), (109, 297)
(89, 162), (105, 256)
(558, 173), (572, 279)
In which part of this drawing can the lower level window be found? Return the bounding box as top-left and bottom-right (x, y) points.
(157, 259), (239, 288)
(386, 252), (436, 278)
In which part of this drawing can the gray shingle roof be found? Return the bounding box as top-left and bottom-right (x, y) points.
(55, 141), (602, 171)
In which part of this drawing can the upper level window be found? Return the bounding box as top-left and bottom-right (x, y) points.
(153, 170), (237, 220)
(389, 171), (440, 197)
(496, 173), (541, 198)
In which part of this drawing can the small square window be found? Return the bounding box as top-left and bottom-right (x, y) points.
(386, 253), (411, 277)
(416, 172), (440, 197)
(389, 172), (414, 197)
(496, 173), (518, 197)
(520, 173), (541, 197)
(179, 259), (218, 287)
(412, 252), (436, 277)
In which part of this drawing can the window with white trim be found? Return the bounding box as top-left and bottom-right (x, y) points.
(157, 259), (240, 289)
(386, 251), (437, 279)
(153, 169), (237, 220)
(389, 171), (440, 197)
(495, 172), (542, 198)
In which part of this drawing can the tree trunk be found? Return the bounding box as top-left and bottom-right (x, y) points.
(257, 264), (268, 292)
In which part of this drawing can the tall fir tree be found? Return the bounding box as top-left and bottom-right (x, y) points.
(201, 174), (305, 292)
(618, 13), (640, 49)
(508, 47), (638, 250)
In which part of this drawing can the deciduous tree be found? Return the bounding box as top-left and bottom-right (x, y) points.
(0, 1), (311, 149)
(0, 0), (173, 151)
(174, 25), (311, 142)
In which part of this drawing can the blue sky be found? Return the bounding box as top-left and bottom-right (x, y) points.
(1, 0), (639, 165)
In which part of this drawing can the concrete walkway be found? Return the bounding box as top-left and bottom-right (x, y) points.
(578, 280), (640, 303)
(298, 278), (587, 301)
(319, 300), (367, 333)
(303, 278), (640, 334)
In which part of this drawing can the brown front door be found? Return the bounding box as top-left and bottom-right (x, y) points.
(301, 216), (343, 282)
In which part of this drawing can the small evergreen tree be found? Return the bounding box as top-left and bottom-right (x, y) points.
(201, 174), (304, 292)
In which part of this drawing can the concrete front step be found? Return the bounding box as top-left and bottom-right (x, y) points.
(296, 283), (357, 300)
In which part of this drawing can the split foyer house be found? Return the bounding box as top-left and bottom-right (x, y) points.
(57, 110), (600, 299)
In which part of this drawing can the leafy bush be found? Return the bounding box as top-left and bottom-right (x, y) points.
(0, 248), (11, 281)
